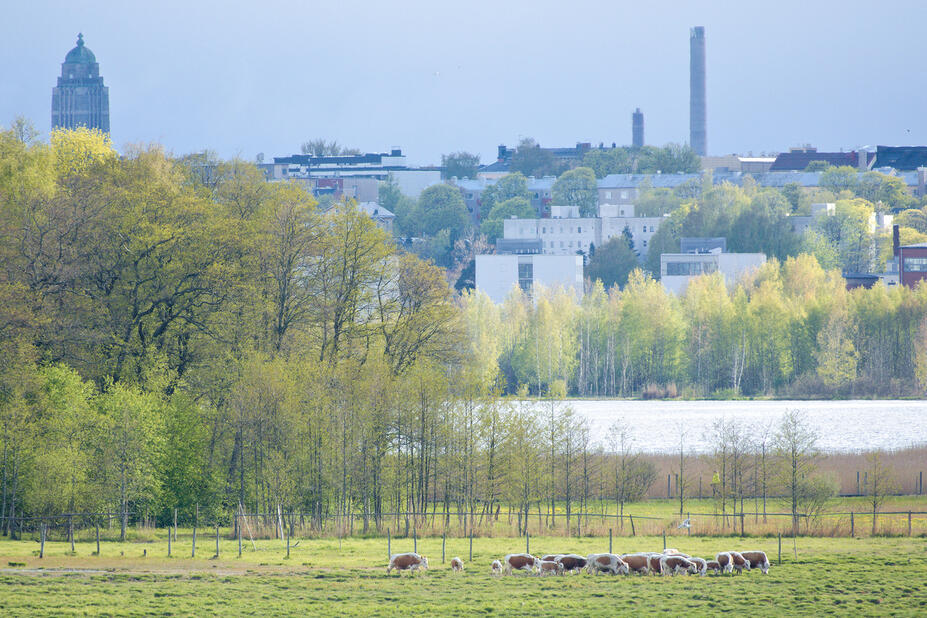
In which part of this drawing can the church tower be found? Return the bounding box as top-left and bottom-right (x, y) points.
(52, 33), (110, 132)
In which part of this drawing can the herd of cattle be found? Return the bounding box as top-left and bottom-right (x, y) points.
(387, 548), (770, 577)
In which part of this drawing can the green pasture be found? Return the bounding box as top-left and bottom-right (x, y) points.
(1, 534), (926, 616)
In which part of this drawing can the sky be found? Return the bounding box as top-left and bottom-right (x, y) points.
(3, 0), (926, 166)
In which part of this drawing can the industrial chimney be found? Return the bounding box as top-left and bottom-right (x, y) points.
(690, 26), (707, 156)
(632, 108), (644, 148)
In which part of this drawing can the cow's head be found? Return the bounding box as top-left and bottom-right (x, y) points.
(420, 556), (428, 569)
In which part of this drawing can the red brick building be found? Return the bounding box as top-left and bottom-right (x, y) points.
(900, 243), (927, 288)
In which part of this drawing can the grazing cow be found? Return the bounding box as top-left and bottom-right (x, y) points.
(537, 560), (564, 576)
(705, 559), (722, 575)
(740, 550), (770, 574)
(620, 553), (651, 575)
(450, 557), (464, 572)
(647, 553), (664, 575)
(387, 552), (428, 576)
(541, 554), (563, 562)
(491, 560), (503, 576)
(663, 548), (682, 555)
(555, 554), (588, 574)
(586, 553), (629, 575)
(688, 556), (709, 576)
(504, 553), (540, 575)
(660, 554), (697, 576)
(716, 551), (750, 574)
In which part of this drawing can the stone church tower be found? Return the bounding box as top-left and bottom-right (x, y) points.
(51, 33), (110, 132)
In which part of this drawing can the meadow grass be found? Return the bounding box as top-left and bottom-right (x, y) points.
(1, 534), (926, 616)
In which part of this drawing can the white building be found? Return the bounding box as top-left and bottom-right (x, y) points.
(475, 254), (583, 303)
(660, 252), (767, 294)
(501, 204), (663, 262)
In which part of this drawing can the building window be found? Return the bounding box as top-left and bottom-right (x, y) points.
(560, 241), (564, 248)
(534, 192), (539, 199)
(606, 191), (612, 199)
(621, 190), (628, 199)
(905, 257), (927, 272)
(578, 226), (582, 233)
(518, 260), (533, 292)
(643, 240), (647, 247)
(666, 261), (718, 276)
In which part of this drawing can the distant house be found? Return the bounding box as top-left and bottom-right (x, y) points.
(475, 254), (583, 303)
(900, 243), (927, 288)
(356, 202), (395, 233)
(660, 249), (766, 294)
(769, 147), (874, 172)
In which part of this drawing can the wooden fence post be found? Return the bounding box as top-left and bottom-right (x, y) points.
(777, 533), (781, 565)
(168, 525), (172, 557)
(856, 471), (860, 496)
(850, 512), (854, 537)
(40, 524), (46, 559)
(629, 515), (635, 536)
(469, 530), (473, 562)
(687, 512), (691, 536)
(96, 522), (100, 556)
(413, 527), (417, 554)
(609, 528), (612, 554)
(286, 525), (290, 559)
(908, 512), (912, 537)
(69, 515), (74, 553)
(662, 531), (666, 550)
(387, 528), (391, 560)
(237, 514), (242, 558)
(526, 531), (530, 555)
(667, 475), (671, 498)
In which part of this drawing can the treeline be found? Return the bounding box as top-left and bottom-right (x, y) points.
(463, 260), (927, 398)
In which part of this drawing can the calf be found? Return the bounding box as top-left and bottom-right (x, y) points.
(620, 553), (651, 575)
(387, 552), (428, 576)
(660, 554), (697, 576)
(716, 551), (750, 574)
(740, 550), (770, 574)
(450, 557), (464, 573)
(555, 554), (588, 574)
(705, 559), (723, 575)
(586, 553), (629, 575)
(503, 553), (539, 575)
(687, 556), (709, 577)
(491, 560), (503, 576)
(537, 560), (564, 576)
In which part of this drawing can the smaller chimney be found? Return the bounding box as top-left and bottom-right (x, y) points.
(893, 224), (900, 258)
(857, 150), (867, 171)
(918, 167), (927, 198)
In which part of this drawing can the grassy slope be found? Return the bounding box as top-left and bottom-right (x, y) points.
(1, 536), (926, 616)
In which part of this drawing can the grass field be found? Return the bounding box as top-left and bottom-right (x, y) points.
(1, 534), (926, 616)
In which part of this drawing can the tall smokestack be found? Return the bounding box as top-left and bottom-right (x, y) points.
(632, 108), (644, 148)
(690, 26), (707, 156)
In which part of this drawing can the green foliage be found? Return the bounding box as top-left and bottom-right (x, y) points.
(509, 138), (566, 177)
(481, 172), (530, 215)
(586, 236), (639, 290)
(441, 151), (480, 180)
(418, 183), (469, 237)
(581, 144), (700, 178)
(551, 167), (598, 217)
(480, 196), (534, 243)
(804, 160), (831, 172)
(820, 166), (860, 194)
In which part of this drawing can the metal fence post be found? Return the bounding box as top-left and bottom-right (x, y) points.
(469, 531), (473, 562)
(609, 528), (612, 554)
(777, 533), (781, 565)
(387, 528), (391, 561)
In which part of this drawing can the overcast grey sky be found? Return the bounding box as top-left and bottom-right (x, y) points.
(3, 0), (925, 165)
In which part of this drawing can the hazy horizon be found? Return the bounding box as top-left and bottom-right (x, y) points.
(3, 0), (926, 165)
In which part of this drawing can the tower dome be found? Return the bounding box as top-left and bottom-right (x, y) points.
(64, 33), (97, 64)
(52, 33), (109, 132)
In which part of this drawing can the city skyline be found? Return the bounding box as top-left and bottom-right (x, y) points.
(3, 0), (926, 164)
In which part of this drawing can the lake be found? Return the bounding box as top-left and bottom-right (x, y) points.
(530, 399), (927, 454)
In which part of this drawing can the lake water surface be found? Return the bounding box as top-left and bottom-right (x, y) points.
(531, 399), (927, 454)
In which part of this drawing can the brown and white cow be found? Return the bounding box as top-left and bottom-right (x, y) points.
(660, 554), (697, 576)
(491, 560), (503, 576)
(647, 553), (664, 575)
(387, 552), (428, 575)
(450, 557), (464, 572)
(541, 554), (563, 562)
(504, 553), (540, 575)
(620, 553), (651, 575)
(663, 548), (682, 555)
(537, 559), (564, 576)
(740, 550), (770, 574)
(687, 556), (709, 577)
(555, 554), (588, 574)
(716, 551), (750, 574)
(705, 559), (723, 574)
(586, 553), (629, 575)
